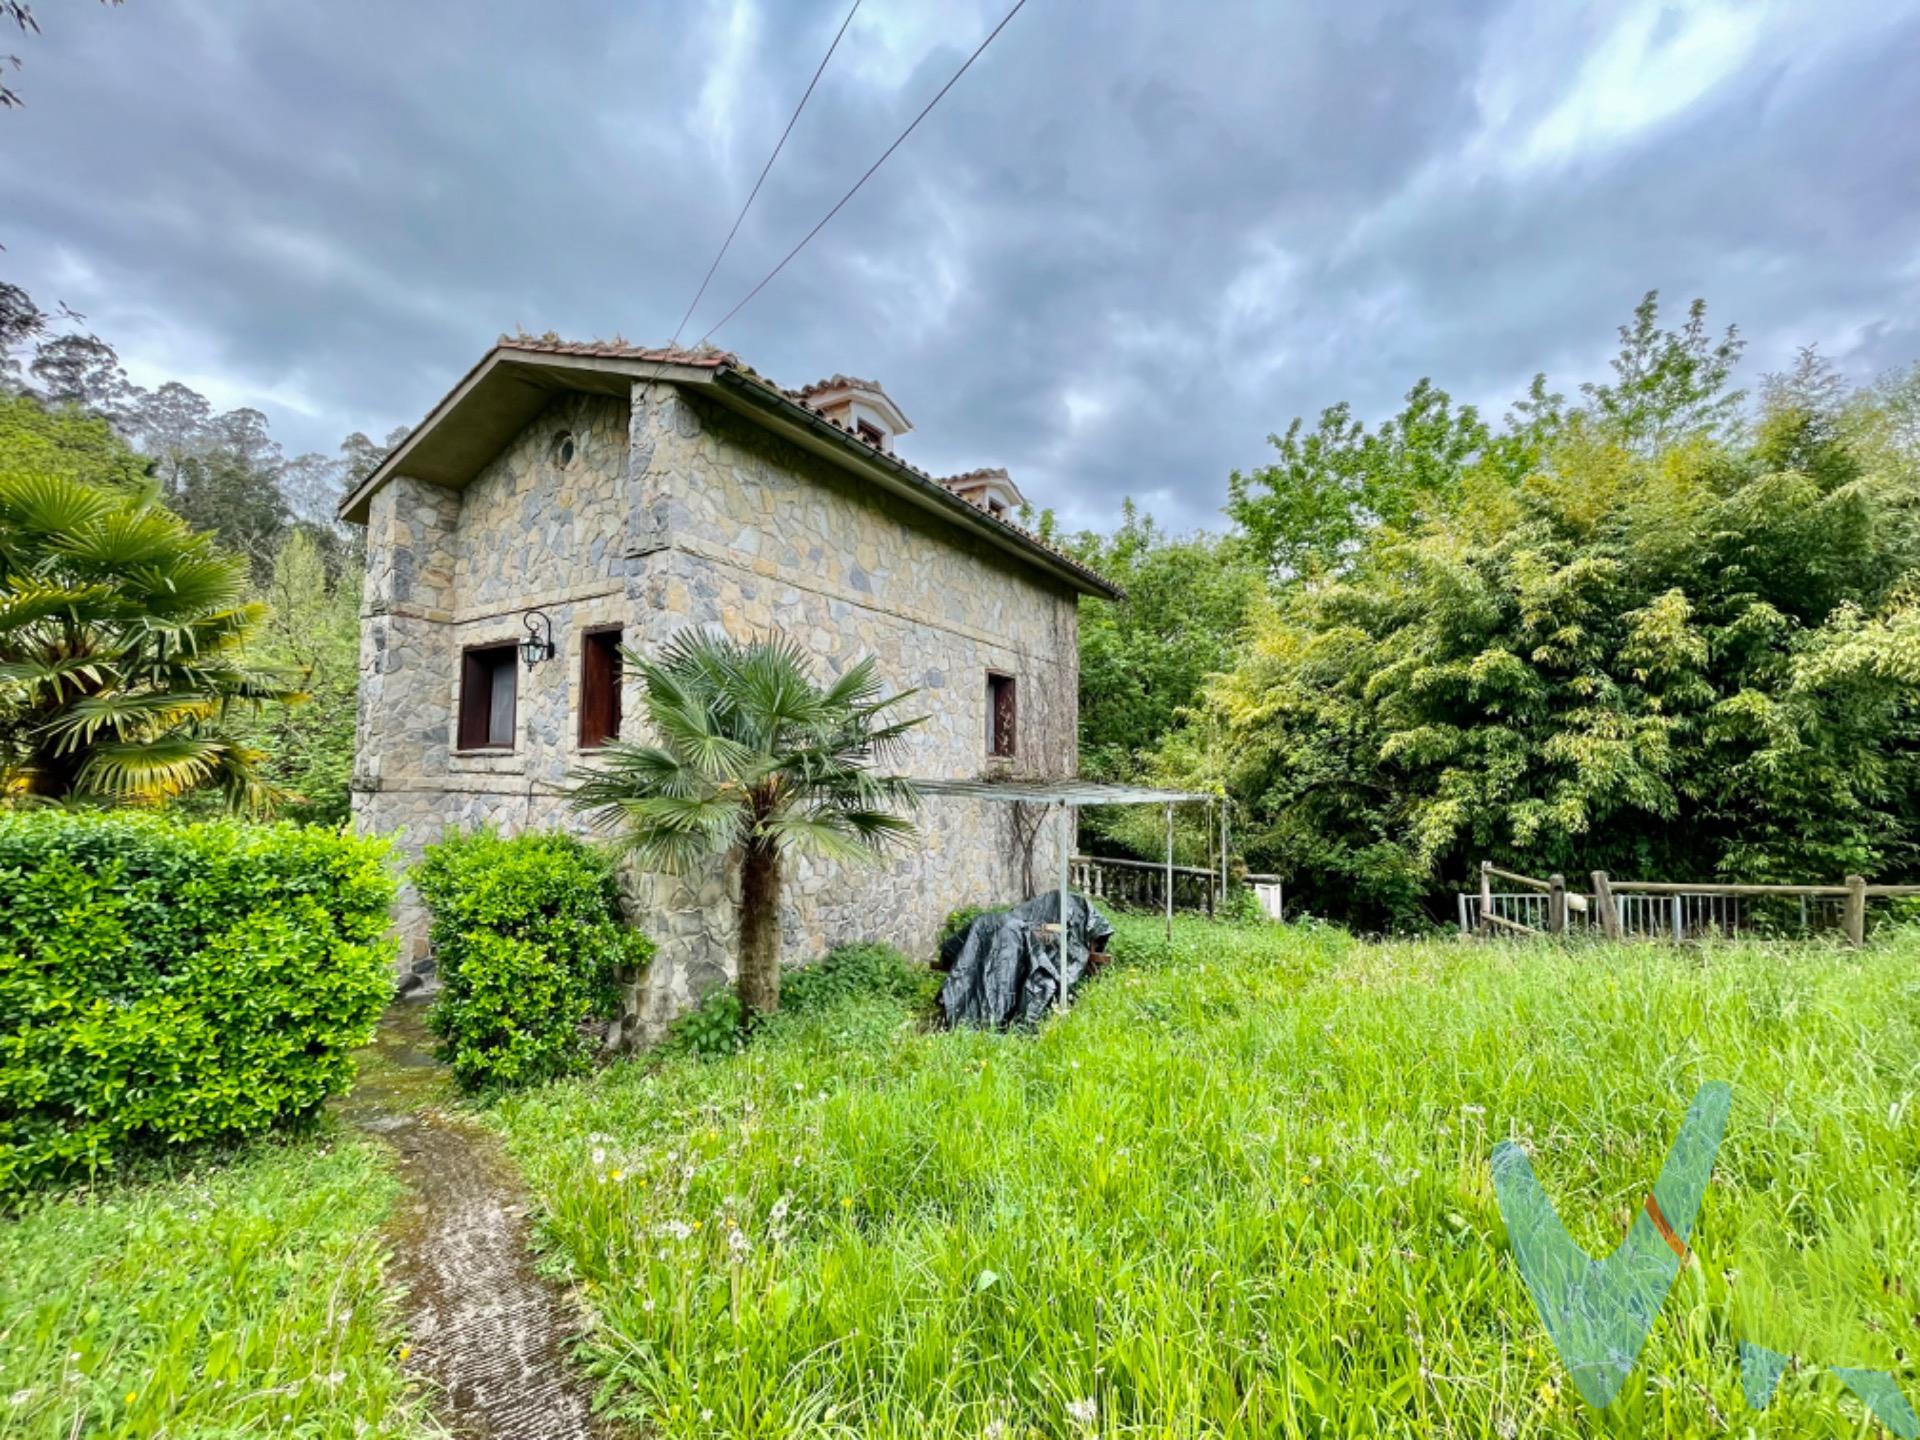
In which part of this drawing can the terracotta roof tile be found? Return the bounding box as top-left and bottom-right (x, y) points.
(792, 373), (884, 399)
(496, 335), (737, 368)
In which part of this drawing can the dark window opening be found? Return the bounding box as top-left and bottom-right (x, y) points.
(855, 419), (885, 447)
(458, 643), (519, 750)
(580, 628), (623, 748)
(552, 431), (577, 468)
(987, 672), (1017, 758)
(987, 497), (1008, 519)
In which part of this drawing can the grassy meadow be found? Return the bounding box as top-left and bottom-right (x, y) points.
(497, 916), (1920, 1439)
(0, 1135), (427, 1440)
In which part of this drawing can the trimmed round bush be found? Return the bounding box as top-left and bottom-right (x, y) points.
(413, 828), (653, 1091)
(0, 812), (397, 1198)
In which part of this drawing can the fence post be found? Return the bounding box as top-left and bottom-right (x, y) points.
(1548, 873), (1566, 935)
(1457, 891), (1470, 935)
(1163, 802), (1175, 945)
(1478, 861), (1493, 935)
(1671, 894), (1684, 943)
(1844, 874), (1867, 947)
(1590, 871), (1619, 940)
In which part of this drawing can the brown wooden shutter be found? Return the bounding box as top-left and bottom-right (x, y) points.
(988, 672), (1017, 757)
(579, 629), (622, 748)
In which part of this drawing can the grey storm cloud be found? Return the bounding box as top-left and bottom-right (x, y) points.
(3, 0), (1917, 532)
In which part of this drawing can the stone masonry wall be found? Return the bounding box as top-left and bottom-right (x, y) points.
(352, 379), (1080, 1040)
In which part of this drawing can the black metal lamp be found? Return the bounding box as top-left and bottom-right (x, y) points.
(519, 609), (556, 669)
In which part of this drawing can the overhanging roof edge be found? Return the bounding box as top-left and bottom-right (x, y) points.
(911, 778), (1214, 805)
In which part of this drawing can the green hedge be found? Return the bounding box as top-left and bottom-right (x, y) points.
(414, 829), (652, 1091)
(0, 812), (396, 1198)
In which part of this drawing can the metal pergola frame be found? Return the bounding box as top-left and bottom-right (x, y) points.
(914, 777), (1221, 1006)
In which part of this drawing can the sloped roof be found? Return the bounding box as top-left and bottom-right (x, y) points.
(338, 338), (1120, 600)
(942, 465), (1028, 508)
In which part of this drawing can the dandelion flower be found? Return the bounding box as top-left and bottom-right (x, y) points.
(1067, 1396), (1098, 1427)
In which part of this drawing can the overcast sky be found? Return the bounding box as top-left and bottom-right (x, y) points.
(4, 0), (1918, 531)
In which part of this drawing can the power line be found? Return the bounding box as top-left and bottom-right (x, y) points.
(668, 0), (864, 348)
(698, 0), (1032, 345)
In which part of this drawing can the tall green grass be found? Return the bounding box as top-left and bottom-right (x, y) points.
(498, 919), (1920, 1438)
(0, 1135), (427, 1439)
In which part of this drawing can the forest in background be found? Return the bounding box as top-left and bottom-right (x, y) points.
(1, 281), (402, 823)
(6, 282), (1919, 928)
(1069, 295), (1920, 928)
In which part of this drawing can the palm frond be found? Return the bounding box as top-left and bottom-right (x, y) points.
(43, 689), (220, 750)
(0, 579), (117, 633)
(0, 653), (111, 697)
(567, 627), (926, 871)
(818, 654), (886, 712)
(72, 734), (226, 802)
(0, 474), (118, 543)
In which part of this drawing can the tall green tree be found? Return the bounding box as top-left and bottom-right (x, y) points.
(0, 387), (147, 490)
(570, 630), (922, 1015)
(1227, 378), (1496, 576)
(170, 445), (292, 578)
(231, 528), (360, 824)
(1066, 502), (1261, 782)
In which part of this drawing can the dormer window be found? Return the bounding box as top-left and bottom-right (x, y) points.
(796, 375), (911, 456)
(987, 497), (1008, 519)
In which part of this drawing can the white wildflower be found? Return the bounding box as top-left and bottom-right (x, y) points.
(728, 1227), (751, 1259)
(9, 1390), (34, 1407)
(590, 1145), (607, 1166)
(1066, 1396), (1098, 1427)
(768, 1193), (792, 1225)
(655, 1219), (694, 1242)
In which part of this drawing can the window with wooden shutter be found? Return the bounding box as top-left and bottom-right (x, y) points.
(987, 671), (1017, 758)
(458, 643), (519, 750)
(579, 628), (622, 748)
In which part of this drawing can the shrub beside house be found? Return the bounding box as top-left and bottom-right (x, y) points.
(0, 811), (395, 1198)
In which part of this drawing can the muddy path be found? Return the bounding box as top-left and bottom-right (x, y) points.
(337, 1001), (611, 1440)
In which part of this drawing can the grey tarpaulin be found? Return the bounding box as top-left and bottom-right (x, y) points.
(936, 892), (1115, 1029)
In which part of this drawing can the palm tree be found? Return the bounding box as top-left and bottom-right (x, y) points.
(0, 472), (299, 808)
(569, 629), (923, 1015)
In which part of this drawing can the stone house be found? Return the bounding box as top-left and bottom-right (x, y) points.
(340, 338), (1119, 1040)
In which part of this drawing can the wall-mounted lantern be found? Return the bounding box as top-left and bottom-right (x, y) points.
(519, 609), (556, 670)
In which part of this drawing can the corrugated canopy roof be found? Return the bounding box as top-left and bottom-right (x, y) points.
(913, 777), (1214, 805)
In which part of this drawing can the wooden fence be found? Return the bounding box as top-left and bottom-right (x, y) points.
(1461, 862), (1920, 946)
